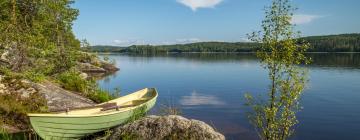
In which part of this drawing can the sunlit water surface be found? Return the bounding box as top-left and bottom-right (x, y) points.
(98, 53), (360, 140)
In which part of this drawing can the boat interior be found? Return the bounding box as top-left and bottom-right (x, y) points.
(28, 88), (157, 116)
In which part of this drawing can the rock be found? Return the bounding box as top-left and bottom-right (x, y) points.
(1, 50), (9, 61)
(109, 115), (225, 140)
(100, 61), (119, 72)
(20, 79), (32, 87)
(79, 72), (88, 79)
(26, 87), (37, 94)
(0, 83), (5, 89)
(17, 88), (29, 98)
(77, 62), (107, 73)
(0, 81), (9, 95)
(17, 87), (37, 99)
(34, 81), (96, 111)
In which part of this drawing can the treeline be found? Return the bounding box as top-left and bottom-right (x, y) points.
(304, 33), (360, 52)
(84, 42), (259, 53)
(127, 42), (259, 53)
(83, 33), (360, 53)
(81, 45), (126, 52)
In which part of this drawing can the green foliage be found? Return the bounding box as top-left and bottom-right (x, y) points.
(57, 69), (114, 103)
(245, 0), (309, 140)
(303, 33), (360, 52)
(23, 70), (46, 82)
(0, 91), (47, 129)
(126, 106), (147, 123)
(83, 42), (259, 53)
(90, 89), (112, 103)
(82, 34), (360, 53)
(0, 127), (12, 140)
(57, 70), (88, 93)
(81, 45), (127, 52)
(0, 0), (81, 74)
(0, 66), (23, 81)
(0, 66), (45, 82)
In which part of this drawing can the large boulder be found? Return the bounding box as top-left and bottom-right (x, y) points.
(109, 115), (225, 140)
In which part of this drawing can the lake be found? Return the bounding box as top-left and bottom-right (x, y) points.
(98, 53), (360, 140)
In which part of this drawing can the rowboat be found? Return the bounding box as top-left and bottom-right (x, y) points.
(27, 88), (158, 140)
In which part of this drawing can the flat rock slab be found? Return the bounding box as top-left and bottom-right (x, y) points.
(34, 81), (96, 112)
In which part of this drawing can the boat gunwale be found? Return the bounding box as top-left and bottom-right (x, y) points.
(27, 88), (158, 118)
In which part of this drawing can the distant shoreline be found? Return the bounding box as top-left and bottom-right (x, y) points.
(93, 52), (360, 54)
(83, 33), (360, 53)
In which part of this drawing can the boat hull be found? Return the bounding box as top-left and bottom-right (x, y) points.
(28, 88), (157, 140)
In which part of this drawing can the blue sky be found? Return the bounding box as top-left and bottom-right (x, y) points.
(72, 0), (360, 46)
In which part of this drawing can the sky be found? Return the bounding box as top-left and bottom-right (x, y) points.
(72, 0), (360, 46)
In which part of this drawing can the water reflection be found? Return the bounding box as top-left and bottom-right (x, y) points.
(103, 53), (360, 69)
(97, 53), (360, 140)
(180, 91), (225, 106)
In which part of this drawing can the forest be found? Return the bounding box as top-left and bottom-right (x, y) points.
(83, 33), (360, 53)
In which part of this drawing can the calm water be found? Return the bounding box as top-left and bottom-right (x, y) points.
(98, 53), (360, 140)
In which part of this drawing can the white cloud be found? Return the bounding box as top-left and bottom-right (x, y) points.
(180, 91), (225, 106)
(291, 14), (322, 25)
(177, 0), (223, 11)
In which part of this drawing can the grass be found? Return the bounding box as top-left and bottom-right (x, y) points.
(126, 105), (147, 123)
(158, 98), (182, 116)
(56, 69), (88, 93)
(56, 69), (114, 103)
(0, 126), (12, 140)
(0, 91), (47, 128)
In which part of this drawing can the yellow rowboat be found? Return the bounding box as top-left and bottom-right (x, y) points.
(27, 88), (158, 140)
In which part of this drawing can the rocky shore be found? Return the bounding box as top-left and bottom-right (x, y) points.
(0, 53), (224, 139)
(0, 53), (119, 133)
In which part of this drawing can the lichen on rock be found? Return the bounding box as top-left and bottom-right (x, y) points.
(109, 115), (225, 140)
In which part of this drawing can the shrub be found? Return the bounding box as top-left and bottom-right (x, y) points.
(57, 70), (88, 93)
(90, 89), (112, 103)
(23, 70), (46, 83)
(57, 69), (114, 103)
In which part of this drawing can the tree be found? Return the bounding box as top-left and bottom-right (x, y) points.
(245, 0), (310, 140)
(0, 0), (80, 74)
